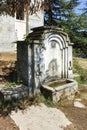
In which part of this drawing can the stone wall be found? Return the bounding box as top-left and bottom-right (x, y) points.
(17, 26), (74, 95)
(0, 85), (28, 101)
(17, 42), (28, 85)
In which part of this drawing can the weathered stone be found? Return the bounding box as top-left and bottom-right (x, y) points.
(16, 26), (78, 103)
(0, 85), (28, 101)
(41, 79), (78, 103)
(17, 26), (74, 96)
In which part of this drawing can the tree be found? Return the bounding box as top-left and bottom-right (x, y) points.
(0, 0), (9, 15)
(0, 0), (44, 35)
(44, 0), (87, 55)
(82, 1), (87, 14)
(44, 0), (80, 26)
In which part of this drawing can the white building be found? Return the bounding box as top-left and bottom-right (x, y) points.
(0, 1), (44, 52)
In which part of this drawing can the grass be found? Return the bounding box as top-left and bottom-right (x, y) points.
(28, 94), (54, 107)
(73, 57), (87, 84)
(5, 80), (23, 87)
(75, 57), (87, 69)
(0, 93), (54, 114)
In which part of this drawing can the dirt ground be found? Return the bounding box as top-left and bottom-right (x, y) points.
(0, 52), (18, 130)
(63, 106), (87, 130)
(0, 52), (17, 85)
(0, 52), (16, 61)
(0, 52), (87, 130)
(0, 115), (19, 130)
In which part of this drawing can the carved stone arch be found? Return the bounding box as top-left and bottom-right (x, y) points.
(44, 30), (70, 48)
(45, 33), (65, 50)
(58, 33), (69, 48)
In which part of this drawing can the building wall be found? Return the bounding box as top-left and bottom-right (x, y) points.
(29, 11), (44, 31)
(0, 15), (17, 52)
(15, 19), (26, 41)
(0, 9), (44, 52)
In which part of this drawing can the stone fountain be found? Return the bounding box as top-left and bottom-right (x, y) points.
(17, 26), (78, 102)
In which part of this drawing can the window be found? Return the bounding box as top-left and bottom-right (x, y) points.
(16, 5), (24, 20)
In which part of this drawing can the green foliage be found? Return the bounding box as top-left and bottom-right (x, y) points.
(30, 94), (54, 107)
(5, 80), (23, 87)
(45, 0), (80, 26)
(45, 0), (87, 55)
(68, 29), (87, 55)
(5, 82), (16, 87)
(16, 80), (23, 85)
(73, 58), (87, 84)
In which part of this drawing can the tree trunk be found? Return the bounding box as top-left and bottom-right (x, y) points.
(26, 6), (29, 36)
(48, 4), (52, 25)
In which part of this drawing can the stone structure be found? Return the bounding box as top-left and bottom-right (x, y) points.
(0, 85), (28, 101)
(42, 79), (78, 103)
(0, 0), (44, 52)
(17, 26), (74, 95)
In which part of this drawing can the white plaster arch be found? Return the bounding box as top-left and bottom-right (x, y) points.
(45, 32), (68, 50)
(41, 31), (71, 79)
